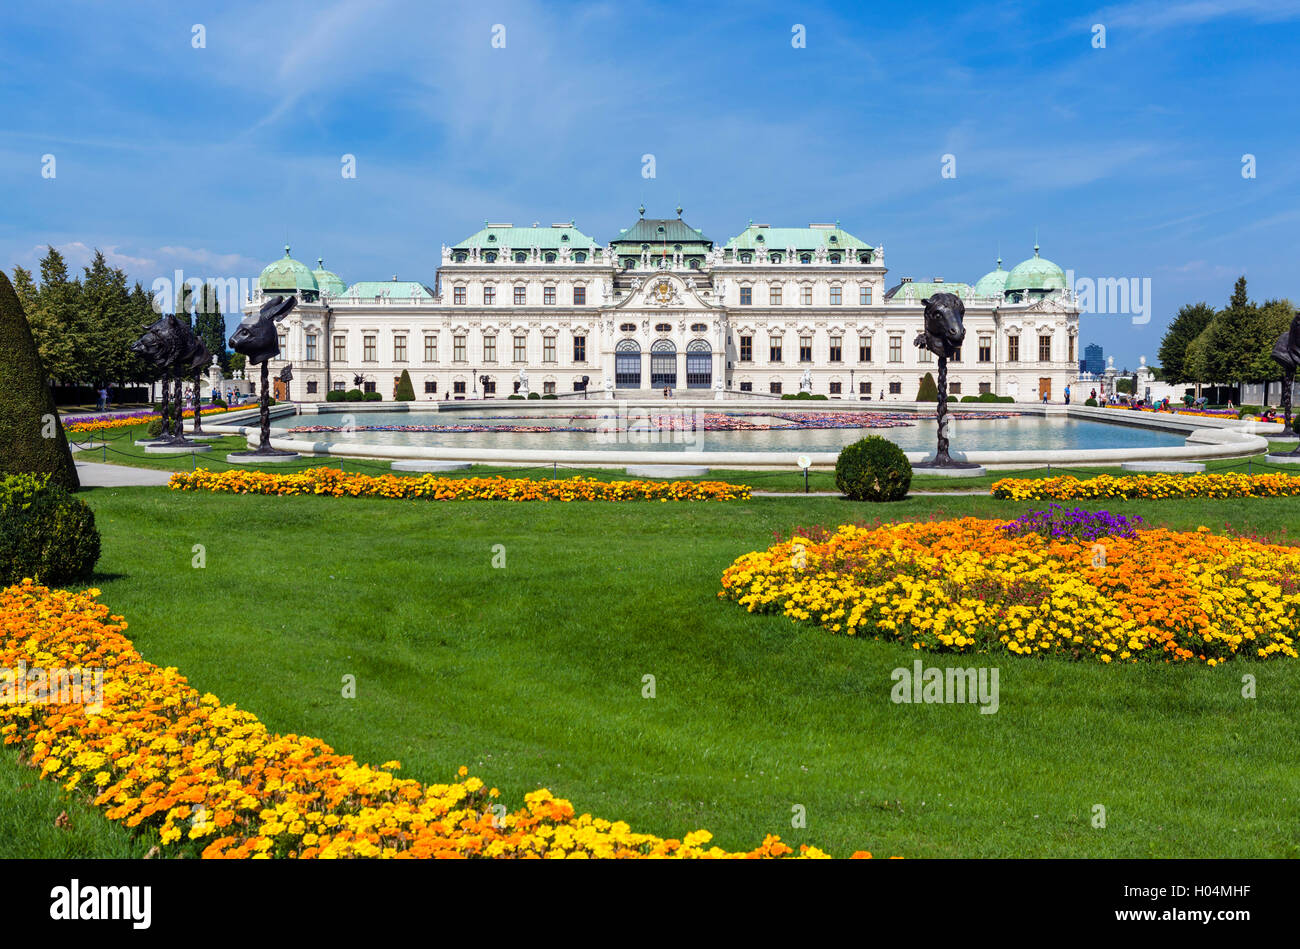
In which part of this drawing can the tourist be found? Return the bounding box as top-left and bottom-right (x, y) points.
(1064, 384), (1071, 405)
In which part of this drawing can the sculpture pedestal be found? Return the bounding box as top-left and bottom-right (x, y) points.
(911, 462), (987, 478)
(225, 451), (302, 465)
(144, 442), (212, 455)
(1265, 453), (1300, 465)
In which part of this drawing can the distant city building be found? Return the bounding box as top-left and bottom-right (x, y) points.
(248, 212), (1081, 402)
(1083, 343), (1104, 376)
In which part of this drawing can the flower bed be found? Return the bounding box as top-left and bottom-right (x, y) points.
(169, 467), (751, 501)
(0, 581), (847, 858)
(991, 472), (1300, 501)
(65, 405), (247, 435)
(719, 518), (1300, 664)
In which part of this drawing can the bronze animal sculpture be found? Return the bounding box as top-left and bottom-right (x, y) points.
(913, 292), (976, 469)
(131, 313), (207, 445)
(228, 294), (296, 455)
(1270, 309), (1300, 446)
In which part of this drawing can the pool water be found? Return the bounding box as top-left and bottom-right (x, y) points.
(274, 409), (1186, 454)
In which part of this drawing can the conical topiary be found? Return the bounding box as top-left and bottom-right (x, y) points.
(916, 372), (939, 402)
(0, 271), (79, 490)
(395, 369), (415, 402)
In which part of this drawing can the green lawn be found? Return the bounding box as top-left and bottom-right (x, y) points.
(4, 486), (1300, 857)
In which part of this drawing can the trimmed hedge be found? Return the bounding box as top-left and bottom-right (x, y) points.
(395, 370), (415, 402)
(0, 272), (79, 490)
(834, 436), (912, 502)
(958, 393), (1015, 404)
(528, 391), (541, 400)
(363, 391), (382, 402)
(325, 390), (347, 402)
(0, 475), (101, 586)
(916, 373), (939, 402)
(344, 389), (364, 402)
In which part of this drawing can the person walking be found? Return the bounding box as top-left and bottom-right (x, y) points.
(1064, 384), (1071, 405)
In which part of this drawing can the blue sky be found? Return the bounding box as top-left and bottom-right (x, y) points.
(3, 0), (1299, 369)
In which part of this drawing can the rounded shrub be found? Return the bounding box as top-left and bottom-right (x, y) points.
(541, 393), (558, 400)
(344, 389), (364, 402)
(507, 394), (524, 400)
(0, 487), (101, 586)
(146, 416), (164, 437)
(363, 391), (382, 402)
(325, 389), (346, 402)
(1085, 397), (1098, 407)
(835, 436), (912, 502)
(528, 391), (541, 400)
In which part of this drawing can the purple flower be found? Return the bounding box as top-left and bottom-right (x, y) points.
(1000, 504), (1142, 542)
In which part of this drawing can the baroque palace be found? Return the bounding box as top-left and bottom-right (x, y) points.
(248, 208), (1080, 402)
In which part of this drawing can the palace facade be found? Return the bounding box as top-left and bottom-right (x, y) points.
(248, 210), (1080, 402)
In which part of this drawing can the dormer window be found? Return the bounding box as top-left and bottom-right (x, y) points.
(800, 254), (812, 264)
(515, 252), (527, 263)
(755, 234), (765, 243)
(859, 253), (871, 264)
(487, 234), (496, 242)
(574, 252), (587, 262)
(544, 252), (556, 263)
(770, 253), (782, 263)
(484, 251), (497, 263)
(830, 255), (841, 264)
(560, 233), (569, 241)
(689, 259), (699, 269)
(454, 253), (467, 262)
(674, 243), (682, 251)
(829, 235), (838, 243)
(740, 253), (752, 263)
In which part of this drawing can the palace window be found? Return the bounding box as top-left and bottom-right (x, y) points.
(888, 336), (902, 362)
(829, 286), (842, 305)
(1039, 334), (1052, 362)
(483, 336), (497, 362)
(363, 381), (376, 394)
(544, 381), (556, 394)
(544, 253), (556, 263)
(800, 254), (811, 265)
(655, 322), (671, 333)
(483, 378), (496, 395)
(513, 334), (527, 362)
(739, 335), (753, 362)
(424, 380), (437, 393)
(306, 380), (318, 394)
(1007, 335), (1020, 362)
(454, 253), (467, 263)
(800, 286), (813, 306)
(769, 336), (783, 363)
(769, 381), (782, 394)
(979, 336), (992, 362)
(739, 381), (753, 392)
(860, 253), (873, 264)
(952, 347), (962, 363)
(277, 333), (286, 352)
(829, 336), (842, 362)
(740, 253), (752, 263)
(769, 253), (782, 264)
(574, 286), (586, 305)
(830, 255), (841, 264)
(333, 335), (346, 362)
(918, 346), (932, 362)
(859, 338), (872, 362)
(859, 381), (871, 394)
(514, 286), (526, 305)
(620, 322), (636, 332)
(543, 335), (556, 363)
(514, 252), (527, 263)
(770, 286), (782, 306)
(394, 335), (407, 362)
(573, 335), (586, 362)
(740, 286), (752, 305)
(1068, 336), (1076, 363)
(483, 286), (495, 305)
(799, 336), (813, 362)
(860, 286), (872, 305)
(424, 335), (437, 362)
(979, 382), (992, 394)
(950, 382), (962, 395)
(305, 333), (317, 362)
(453, 286), (466, 305)
(544, 286), (556, 305)
(484, 252), (497, 263)
(829, 381), (842, 395)
(363, 336), (376, 362)
(691, 322), (707, 332)
(453, 380), (466, 395)
(574, 252), (587, 263)
(453, 335), (466, 362)
(889, 381), (902, 394)
(333, 380), (346, 392)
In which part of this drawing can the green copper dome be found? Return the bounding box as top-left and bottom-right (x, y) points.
(312, 257), (346, 297)
(971, 257), (1009, 298)
(259, 245), (318, 295)
(1005, 245), (1066, 293)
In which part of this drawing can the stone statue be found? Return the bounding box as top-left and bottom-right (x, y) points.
(799, 368), (813, 393)
(517, 367), (529, 396)
(912, 292), (977, 469)
(228, 294), (296, 456)
(1271, 309), (1300, 444)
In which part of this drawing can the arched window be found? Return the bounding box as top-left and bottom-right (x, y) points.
(487, 234), (497, 242)
(650, 338), (677, 388)
(829, 255), (840, 264)
(454, 253), (467, 262)
(686, 338), (711, 388)
(544, 252), (556, 263)
(574, 252), (587, 262)
(615, 339), (641, 388)
(515, 252), (527, 263)
(859, 253), (871, 264)
(655, 322), (672, 333)
(770, 254), (782, 263)
(800, 254), (812, 264)
(740, 253), (752, 264)
(620, 322), (636, 332)
(689, 259), (699, 269)
(484, 251), (497, 263)
(625, 259), (635, 270)
(690, 323), (707, 333)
